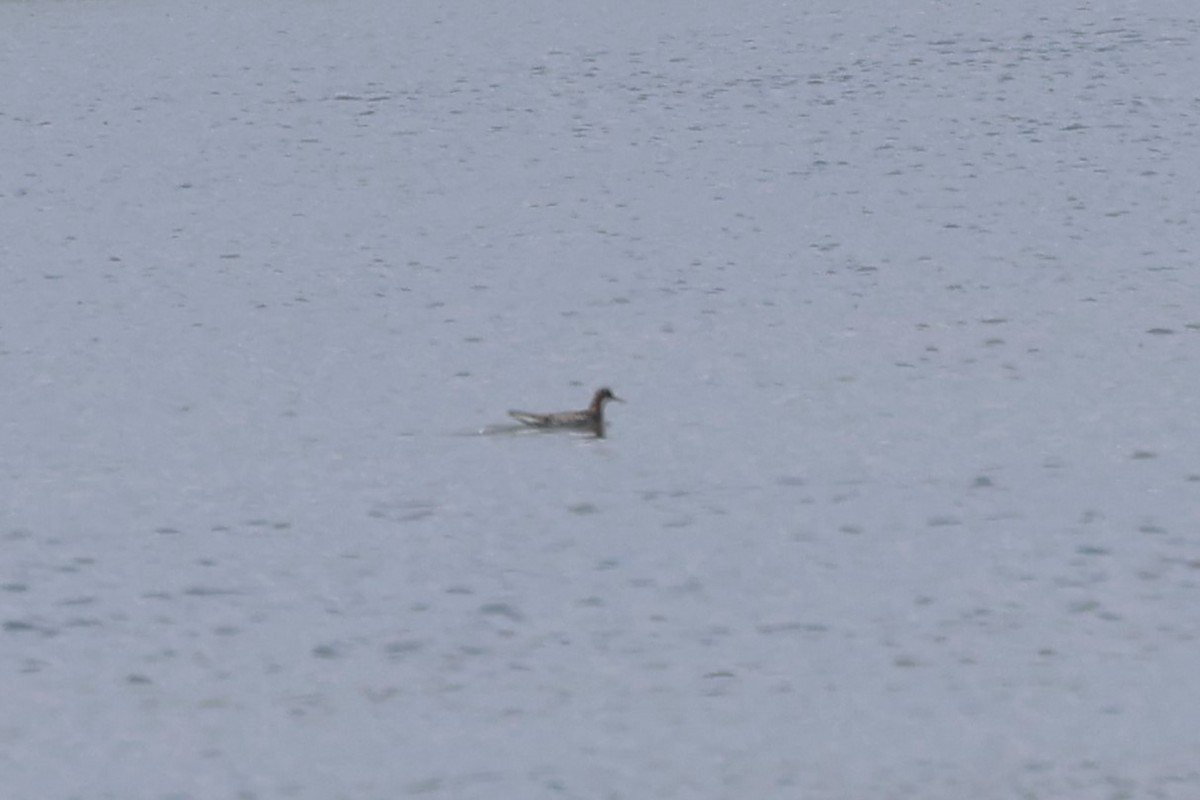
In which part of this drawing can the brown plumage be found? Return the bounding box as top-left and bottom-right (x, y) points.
(509, 387), (624, 437)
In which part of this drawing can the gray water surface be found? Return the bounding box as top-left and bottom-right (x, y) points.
(3, 2), (1198, 798)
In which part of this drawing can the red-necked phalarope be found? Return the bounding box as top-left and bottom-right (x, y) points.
(509, 387), (624, 437)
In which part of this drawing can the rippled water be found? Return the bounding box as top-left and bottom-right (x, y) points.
(2, 1), (1198, 798)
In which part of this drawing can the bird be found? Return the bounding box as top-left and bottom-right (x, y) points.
(508, 387), (624, 438)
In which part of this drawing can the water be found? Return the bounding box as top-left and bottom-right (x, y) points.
(2, 2), (1198, 798)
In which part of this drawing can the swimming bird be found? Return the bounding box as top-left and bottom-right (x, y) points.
(508, 387), (624, 438)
